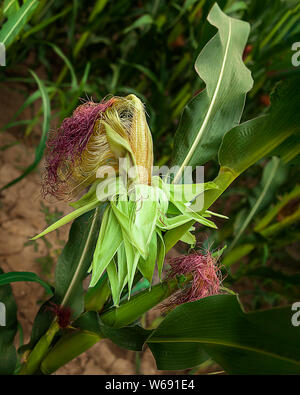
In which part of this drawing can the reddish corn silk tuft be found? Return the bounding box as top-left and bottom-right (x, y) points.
(45, 302), (72, 329)
(43, 98), (116, 199)
(162, 252), (222, 310)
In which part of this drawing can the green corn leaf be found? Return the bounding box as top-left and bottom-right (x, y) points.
(203, 75), (300, 211)
(18, 298), (55, 356)
(271, 135), (300, 164)
(1, 87), (55, 133)
(3, 0), (20, 17)
(124, 14), (153, 34)
(74, 311), (151, 352)
(259, 207), (300, 238)
(219, 77), (300, 178)
(228, 157), (286, 251)
(168, 181), (218, 204)
(157, 211), (217, 230)
(21, 6), (72, 40)
(204, 210), (228, 219)
(46, 43), (78, 91)
(254, 184), (300, 233)
(88, 0), (109, 23)
(147, 294), (300, 373)
(0, 272), (53, 296)
(32, 198), (101, 240)
(54, 208), (103, 318)
(222, 244), (255, 268)
(172, 3), (253, 182)
(0, 0), (39, 47)
(0, 70), (50, 191)
(100, 323), (151, 352)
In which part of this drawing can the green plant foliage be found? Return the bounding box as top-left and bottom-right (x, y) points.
(0, 272), (53, 296)
(0, 0), (39, 47)
(0, 70), (50, 191)
(1, 0), (300, 376)
(147, 294), (300, 373)
(172, 3), (253, 181)
(53, 208), (104, 318)
(74, 311), (151, 352)
(218, 77), (300, 178)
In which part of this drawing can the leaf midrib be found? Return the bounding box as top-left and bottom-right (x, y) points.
(173, 18), (232, 183)
(3, 0), (15, 15)
(2, 0), (37, 45)
(147, 337), (300, 366)
(60, 208), (99, 307)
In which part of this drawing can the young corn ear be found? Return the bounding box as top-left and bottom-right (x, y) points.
(43, 95), (153, 200)
(34, 94), (223, 307)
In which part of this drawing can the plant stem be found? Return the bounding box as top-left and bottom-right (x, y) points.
(99, 275), (191, 328)
(19, 208), (102, 374)
(18, 321), (60, 375)
(22, 269), (192, 375)
(40, 330), (102, 375)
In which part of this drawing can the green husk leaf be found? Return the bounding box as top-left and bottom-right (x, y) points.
(70, 181), (101, 209)
(138, 231), (157, 284)
(180, 230), (196, 246)
(106, 259), (120, 306)
(32, 198), (101, 240)
(156, 229), (165, 278)
(122, 236), (140, 296)
(104, 121), (135, 160)
(168, 181), (218, 203)
(90, 206), (123, 287)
